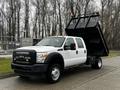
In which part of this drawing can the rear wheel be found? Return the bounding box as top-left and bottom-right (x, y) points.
(91, 57), (102, 69)
(46, 64), (61, 83)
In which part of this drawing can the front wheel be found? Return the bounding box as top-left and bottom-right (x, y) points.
(91, 58), (102, 69)
(46, 64), (61, 83)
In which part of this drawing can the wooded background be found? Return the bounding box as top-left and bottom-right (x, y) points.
(0, 0), (120, 50)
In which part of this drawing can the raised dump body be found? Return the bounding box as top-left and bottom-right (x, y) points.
(65, 13), (109, 56)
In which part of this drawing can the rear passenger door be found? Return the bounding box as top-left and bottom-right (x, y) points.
(75, 38), (87, 64)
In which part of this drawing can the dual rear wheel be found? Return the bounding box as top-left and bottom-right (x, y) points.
(91, 57), (102, 69)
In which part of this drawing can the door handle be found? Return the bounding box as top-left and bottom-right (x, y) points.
(76, 50), (78, 54)
(84, 50), (87, 53)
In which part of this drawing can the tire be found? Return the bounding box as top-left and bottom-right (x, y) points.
(91, 57), (102, 69)
(46, 64), (61, 83)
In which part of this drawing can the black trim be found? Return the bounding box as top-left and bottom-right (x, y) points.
(45, 52), (64, 64)
(13, 50), (36, 65)
(11, 63), (48, 76)
(57, 49), (63, 51)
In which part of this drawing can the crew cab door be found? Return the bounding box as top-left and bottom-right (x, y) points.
(75, 38), (87, 64)
(63, 38), (79, 67)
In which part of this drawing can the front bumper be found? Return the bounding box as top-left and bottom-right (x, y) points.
(11, 63), (48, 76)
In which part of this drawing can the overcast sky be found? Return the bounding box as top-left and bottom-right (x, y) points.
(96, 0), (101, 9)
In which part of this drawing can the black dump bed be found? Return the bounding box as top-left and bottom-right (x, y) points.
(65, 14), (109, 57)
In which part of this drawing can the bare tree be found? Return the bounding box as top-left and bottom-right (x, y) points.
(1, 0), (120, 50)
(57, 0), (62, 35)
(84, 0), (91, 16)
(101, 0), (107, 31)
(51, 0), (57, 36)
(16, 0), (21, 42)
(32, 0), (42, 38)
(24, 0), (30, 38)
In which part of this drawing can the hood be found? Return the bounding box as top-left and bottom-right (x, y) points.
(17, 46), (59, 52)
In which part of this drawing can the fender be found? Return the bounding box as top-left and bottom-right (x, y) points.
(45, 52), (64, 68)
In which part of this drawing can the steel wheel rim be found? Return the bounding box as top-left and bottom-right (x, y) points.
(98, 60), (102, 68)
(51, 67), (60, 81)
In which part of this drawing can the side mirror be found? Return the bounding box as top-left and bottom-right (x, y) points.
(70, 43), (76, 50)
(64, 45), (70, 50)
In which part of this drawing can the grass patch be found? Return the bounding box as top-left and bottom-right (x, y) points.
(107, 50), (120, 58)
(0, 58), (13, 75)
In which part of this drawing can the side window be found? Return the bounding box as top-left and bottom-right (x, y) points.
(64, 38), (75, 50)
(76, 38), (84, 48)
(65, 38), (74, 46)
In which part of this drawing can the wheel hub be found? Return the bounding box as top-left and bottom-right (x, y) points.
(98, 60), (102, 68)
(51, 67), (60, 81)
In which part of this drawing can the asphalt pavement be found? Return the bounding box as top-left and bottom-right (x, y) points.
(0, 56), (120, 90)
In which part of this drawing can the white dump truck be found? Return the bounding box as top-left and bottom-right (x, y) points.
(11, 13), (109, 83)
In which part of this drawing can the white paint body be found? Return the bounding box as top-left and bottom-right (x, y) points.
(17, 36), (87, 68)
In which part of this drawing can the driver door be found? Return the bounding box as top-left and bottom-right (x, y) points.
(63, 38), (77, 67)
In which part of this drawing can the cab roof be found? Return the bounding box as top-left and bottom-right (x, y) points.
(52, 36), (82, 39)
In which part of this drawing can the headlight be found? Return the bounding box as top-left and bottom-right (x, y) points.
(36, 53), (48, 63)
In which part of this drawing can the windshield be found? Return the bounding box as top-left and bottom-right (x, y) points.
(36, 37), (65, 47)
